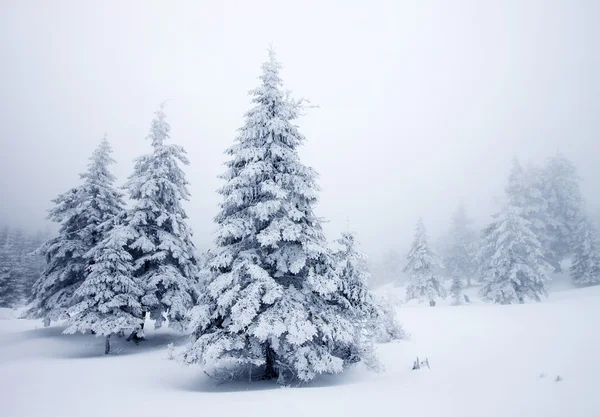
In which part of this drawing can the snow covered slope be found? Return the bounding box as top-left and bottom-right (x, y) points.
(1, 286), (599, 417)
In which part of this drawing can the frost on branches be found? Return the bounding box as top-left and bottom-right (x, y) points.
(570, 215), (600, 286)
(404, 219), (446, 306)
(123, 105), (199, 332)
(478, 205), (550, 304)
(63, 215), (144, 353)
(183, 50), (374, 383)
(28, 136), (124, 325)
(331, 231), (404, 343)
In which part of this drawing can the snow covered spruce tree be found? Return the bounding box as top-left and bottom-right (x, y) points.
(404, 219), (446, 306)
(64, 214), (144, 354)
(183, 50), (374, 383)
(505, 158), (556, 270)
(122, 104), (198, 333)
(28, 136), (124, 325)
(477, 205), (551, 304)
(570, 215), (600, 286)
(478, 160), (552, 304)
(444, 204), (478, 293)
(539, 153), (583, 269)
(332, 231), (404, 343)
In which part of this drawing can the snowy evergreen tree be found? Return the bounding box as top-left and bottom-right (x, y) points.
(28, 136), (124, 324)
(506, 158), (556, 270)
(443, 204), (478, 288)
(122, 104), (198, 332)
(539, 153), (583, 269)
(64, 214), (144, 353)
(332, 231), (404, 343)
(570, 215), (600, 286)
(478, 204), (551, 304)
(183, 50), (373, 383)
(404, 219), (446, 306)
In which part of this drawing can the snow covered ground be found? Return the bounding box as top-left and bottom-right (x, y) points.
(1, 285), (599, 417)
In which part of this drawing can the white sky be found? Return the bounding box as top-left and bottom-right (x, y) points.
(1, 0), (599, 257)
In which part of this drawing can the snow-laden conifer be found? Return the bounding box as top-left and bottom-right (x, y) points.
(64, 215), (144, 353)
(404, 219), (446, 306)
(478, 205), (551, 304)
(123, 105), (198, 332)
(183, 50), (372, 383)
(570, 215), (600, 286)
(28, 136), (124, 324)
(332, 231), (404, 343)
(506, 158), (556, 269)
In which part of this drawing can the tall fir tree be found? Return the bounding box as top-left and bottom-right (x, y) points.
(123, 104), (198, 333)
(570, 215), (600, 286)
(28, 136), (124, 324)
(539, 153), (583, 269)
(64, 214), (144, 353)
(443, 204), (478, 288)
(183, 50), (372, 383)
(404, 219), (446, 306)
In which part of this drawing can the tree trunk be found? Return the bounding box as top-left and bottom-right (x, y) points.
(262, 345), (278, 380)
(105, 334), (111, 355)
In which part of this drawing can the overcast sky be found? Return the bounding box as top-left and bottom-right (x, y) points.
(1, 0), (599, 258)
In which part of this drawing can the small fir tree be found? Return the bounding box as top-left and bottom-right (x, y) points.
(404, 219), (446, 306)
(64, 215), (144, 353)
(332, 231), (403, 343)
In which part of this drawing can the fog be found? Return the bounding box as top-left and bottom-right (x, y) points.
(1, 0), (599, 258)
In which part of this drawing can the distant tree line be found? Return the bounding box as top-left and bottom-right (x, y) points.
(0, 226), (49, 307)
(397, 154), (600, 306)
